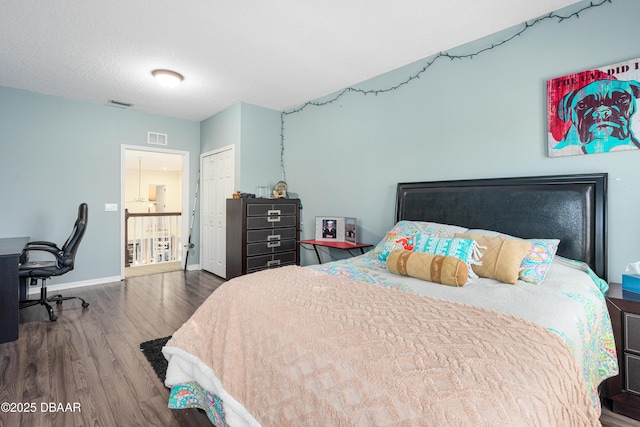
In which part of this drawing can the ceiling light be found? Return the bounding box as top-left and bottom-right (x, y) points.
(151, 69), (184, 88)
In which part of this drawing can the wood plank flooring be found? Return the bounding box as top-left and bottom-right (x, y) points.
(0, 270), (220, 427)
(0, 269), (638, 427)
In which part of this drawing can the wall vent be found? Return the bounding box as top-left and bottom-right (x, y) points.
(148, 132), (168, 146)
(108, 99), (133, 108)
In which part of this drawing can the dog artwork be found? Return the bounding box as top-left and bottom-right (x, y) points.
(554, 79), (640, 154)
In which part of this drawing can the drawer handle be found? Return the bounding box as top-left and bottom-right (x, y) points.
(267, 216), (281, 223)
(267, 259), (281, 267)
(267, 209), (281, 216)
(267, 234), (281, 241)
(267, 241), (281, 248)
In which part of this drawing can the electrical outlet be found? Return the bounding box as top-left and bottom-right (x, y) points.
(105, 203), (118, 212)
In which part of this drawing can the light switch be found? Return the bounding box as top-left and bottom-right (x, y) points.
(105, 203), (118, 212)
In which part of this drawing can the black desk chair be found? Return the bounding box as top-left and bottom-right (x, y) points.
(19, 203), (90, 321)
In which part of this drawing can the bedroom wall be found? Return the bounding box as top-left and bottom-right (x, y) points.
(239, 102), (284, 193)
(200, 101), (242, 186)
(0, 86), (201, 285)
(200, 101), (282, 195)
(282, 0), (640, 282)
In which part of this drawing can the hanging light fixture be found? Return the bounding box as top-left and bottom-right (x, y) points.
(133, 158), (147, 203)
(152, 69), (184, 88)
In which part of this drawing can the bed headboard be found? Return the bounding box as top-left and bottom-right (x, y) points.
(396, 173), (608, 280)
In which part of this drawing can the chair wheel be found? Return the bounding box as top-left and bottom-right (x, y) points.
(82, 302), (89, 308)
(49, 314), (58, 321)
(56, 300), (63, 305)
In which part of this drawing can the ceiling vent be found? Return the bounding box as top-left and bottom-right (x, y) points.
(148, 132), (168, 146)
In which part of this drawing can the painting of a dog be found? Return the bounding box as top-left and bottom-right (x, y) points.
(547, 58), (640, 157)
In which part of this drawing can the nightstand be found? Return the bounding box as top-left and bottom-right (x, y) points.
(603, 282), (640, 420)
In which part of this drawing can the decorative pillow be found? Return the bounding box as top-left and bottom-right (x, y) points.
(413, 234), (481, 278)
(374, 220), (468, 260)
(455, 233), (531, 284)
(386, 250), (469, 287)
(519, 239), (560, 284)
(377, 233), (417, 261)
(466, 229), (559, 284)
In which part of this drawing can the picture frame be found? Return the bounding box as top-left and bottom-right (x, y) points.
(315, 217), (343, 241)
(314, 217), (357, 243)
(345, 217), (357, 245)
(547, 56), (640, 157)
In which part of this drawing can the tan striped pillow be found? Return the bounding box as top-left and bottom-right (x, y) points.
(386, 250), (469, 287)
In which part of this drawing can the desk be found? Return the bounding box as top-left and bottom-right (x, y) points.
(0, 237), (28, 344)
(299, 239), (373, 264)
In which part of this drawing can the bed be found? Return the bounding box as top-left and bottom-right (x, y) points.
(163, 173), (618, 426)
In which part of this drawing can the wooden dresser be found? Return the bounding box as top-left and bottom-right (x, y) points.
(226, 198), (300, 279)
(603, 282), (640, 421)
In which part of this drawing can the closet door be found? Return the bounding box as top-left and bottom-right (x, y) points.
(201, 146), (234, 278)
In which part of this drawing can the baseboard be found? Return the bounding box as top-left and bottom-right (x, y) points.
(26, 266), (201, 295)
(27, 275), (121, 295)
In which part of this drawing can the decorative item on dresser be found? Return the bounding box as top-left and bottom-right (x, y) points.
(603, 282), (640, 421)
(226, 198), (300, 279)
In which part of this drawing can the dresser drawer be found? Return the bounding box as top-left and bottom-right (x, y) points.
(246, 251), (297, 272)
(625, 312), (640, 354)
(247, 239), (297, 257)
(246, 203), (298, 217)
(247, 227), (297, 243)
(247, 215), (297, 229)
(626, 353), (640, 395)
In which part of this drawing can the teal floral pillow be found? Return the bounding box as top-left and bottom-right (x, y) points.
(378, 233), (417, 261)
(413, 234), (482, 278)
(374, 220), (468, 260)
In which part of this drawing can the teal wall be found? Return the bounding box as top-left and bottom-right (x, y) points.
(200, 101), (241, 186)
(240, 103), (283, 192)
(200, 102), (282, 194)
(0, 86), (201, 284)
(281, 0), (640, 281)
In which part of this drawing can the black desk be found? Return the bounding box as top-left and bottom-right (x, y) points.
(0, 237), (28, 344)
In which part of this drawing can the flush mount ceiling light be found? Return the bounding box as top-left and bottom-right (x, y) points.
(151, 69), (184, 88)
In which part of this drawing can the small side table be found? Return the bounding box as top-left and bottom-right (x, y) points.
(603, 282), (640, 421)
(299, 240), (373, 264)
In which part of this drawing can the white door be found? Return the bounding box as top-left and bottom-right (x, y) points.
(155, 185), (167, 212)
(201, 146), (234, 277)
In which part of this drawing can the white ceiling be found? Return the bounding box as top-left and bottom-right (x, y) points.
(124, 149), (184, 172)
(0, 1), (582, 122)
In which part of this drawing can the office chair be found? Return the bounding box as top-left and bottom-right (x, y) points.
(19, 203), (90, 321)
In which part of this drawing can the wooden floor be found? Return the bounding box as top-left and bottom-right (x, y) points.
(0, 269), (638, 427)
(0, 270), (221, 427)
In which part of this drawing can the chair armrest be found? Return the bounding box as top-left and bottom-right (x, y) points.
(21, 245), (65, 266)
(25, 240), (58, 248)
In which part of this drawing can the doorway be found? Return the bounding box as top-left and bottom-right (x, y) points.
(200, 145), (234, 278)
(121, 146), (190, 279)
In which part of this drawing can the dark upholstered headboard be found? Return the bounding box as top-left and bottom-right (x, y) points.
(396, 174), (608, 280)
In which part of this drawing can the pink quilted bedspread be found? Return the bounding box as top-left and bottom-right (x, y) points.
(166, 266), (600, 426)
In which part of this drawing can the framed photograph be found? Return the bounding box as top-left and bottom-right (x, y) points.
(547, 56), (640, 157)
(314, 217), (357, 243)
(315, 217), (343, 241)
(344, 217), (357, 245)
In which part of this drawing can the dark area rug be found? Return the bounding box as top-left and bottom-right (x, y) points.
(140, 336), (171, 381)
